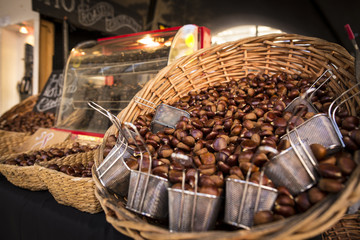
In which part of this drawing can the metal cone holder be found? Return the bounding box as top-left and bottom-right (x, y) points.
(134, 96), (190, 133)
(265, 111), (319, 195)
(125, 122), (170, 219)
(224, 146), (279, 229)
(168, 153), (222, 232)
(88, 101), (134, 196)
(281, 82), (360, 154)
(285, 69), (333, 113)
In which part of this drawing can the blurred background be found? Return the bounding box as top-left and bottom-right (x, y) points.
(0, 0), (359, 115)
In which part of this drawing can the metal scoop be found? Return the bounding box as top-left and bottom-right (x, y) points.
(224, 146), (279, 229)
(125, 122), (170, 219)
(135, 96), (190, 133)
(282, 82), (360, 154)
(168, 153), (222, 232)
(88, 101), (134, 196)
(285, 69), (333, 113)
(265, 110), (319, 195)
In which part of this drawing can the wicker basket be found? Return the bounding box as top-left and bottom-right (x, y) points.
(322, 211), (360, 240)
(93, 34), (360, 239)
(0, 95), (39, 155)
(0, 94), (38, 134)
(37, 149), (102, 214)
(0, 139), (75, 191)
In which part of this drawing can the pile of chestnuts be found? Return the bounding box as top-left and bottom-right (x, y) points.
(103, 72), (359, 227)
(47, 161), (94, 178)
(0, 111), (55, 134)
(4, 142), (97, 167)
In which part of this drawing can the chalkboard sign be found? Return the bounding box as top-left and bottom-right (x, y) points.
(32, 0), (143, 35)
(33, 70), (64, 114)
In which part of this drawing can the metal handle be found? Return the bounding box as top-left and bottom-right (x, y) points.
(331, 90), (360, 145)
(286, 123), (318, 182)
(171, 152), (198, 231)
(89, 101), (130, 170)
(286, 91), (319, 181)
(237, 146), (279, 224)
(124, 122), (152, 212)
(134, 96), (158, 110)
(178, 170), (186, 231)
(308, 69), (334, 101)
(308, 69), (331, 89)
(88, 101), (122, 131)
(283, 88), (318, 182)
(328, 82), (360, 143)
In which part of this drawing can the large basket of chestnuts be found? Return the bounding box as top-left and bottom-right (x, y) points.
(0, 94), (56, 156)
(0, 94), (55, 135)
(93, 34), (360, 239)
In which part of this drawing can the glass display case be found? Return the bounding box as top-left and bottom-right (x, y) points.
(55, 25), (211, 136)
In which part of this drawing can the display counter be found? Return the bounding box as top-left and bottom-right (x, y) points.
(0, 174), (131, 240)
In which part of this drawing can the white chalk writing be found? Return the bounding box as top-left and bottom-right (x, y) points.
(32, 131), (55, 150)
(77, 1), (141, 32)
(35, 0), (142, 33)
(36, 97), (62, 112)
(42, 73), (63, 98)
(106, 14), (142, 32)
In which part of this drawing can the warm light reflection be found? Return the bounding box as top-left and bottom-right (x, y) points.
(213, 25), (284, 45)
(137, 35), (161, 47)
(164, 40), (172, 47)
(19, 26), (28, 34)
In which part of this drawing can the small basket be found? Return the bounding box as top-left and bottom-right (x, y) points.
(0, 95), (38, 134)
(282, 83), (360, 155)
(0, 139), (75, 191)
(0, 129), (28, 138)
(37, 149), (101, 213)
(94, 34), (360, 239)
(97, 148), (132, 197)
(0, 153), (48, 191)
